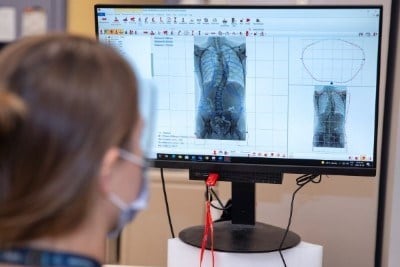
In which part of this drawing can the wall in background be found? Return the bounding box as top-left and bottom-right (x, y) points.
(381, 0), (400, 265)
(0, 0), (66, 39)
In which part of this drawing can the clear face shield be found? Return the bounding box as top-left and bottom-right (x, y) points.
(108, 77), (158, 239)
(137, 79), (157, 161)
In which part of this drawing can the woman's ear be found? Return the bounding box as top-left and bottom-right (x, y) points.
(98, 147), (120, 195)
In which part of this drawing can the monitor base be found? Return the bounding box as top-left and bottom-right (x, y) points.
(179, 221), (301, 253)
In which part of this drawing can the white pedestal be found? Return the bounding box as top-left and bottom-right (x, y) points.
(168, 238), (323, 267)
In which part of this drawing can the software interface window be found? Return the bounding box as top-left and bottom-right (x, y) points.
(97, 7), (380, 165)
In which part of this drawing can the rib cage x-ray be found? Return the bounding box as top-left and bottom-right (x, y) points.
(313, 85), (347, 148)
(194, 36), (246, 140)
(300, 39), (363, 149)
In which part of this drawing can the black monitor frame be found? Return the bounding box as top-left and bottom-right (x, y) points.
(97, 4), (382, 178)
(95, 4), (383, 253)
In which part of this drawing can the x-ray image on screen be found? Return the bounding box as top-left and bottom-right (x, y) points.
(194, 36), (246, 140)
(313, 85), (347, 148)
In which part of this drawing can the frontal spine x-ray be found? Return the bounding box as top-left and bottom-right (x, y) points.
(194, 36), (246, 140)
(313, 85), (347, 148)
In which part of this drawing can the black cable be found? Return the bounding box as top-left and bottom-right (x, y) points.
(209, 188), (232, 211)
(278, 174), (322, 267)
(160, 168), (175, 238)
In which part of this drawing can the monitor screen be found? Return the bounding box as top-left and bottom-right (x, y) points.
(95, 5), (382, 177)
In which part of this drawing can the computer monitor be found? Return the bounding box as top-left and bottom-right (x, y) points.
(95, 5), (382, 252)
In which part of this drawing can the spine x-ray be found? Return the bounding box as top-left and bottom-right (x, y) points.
(194, 36), (246, 140)
(313, 85), (346, 148)
(301, 39), (365, 150)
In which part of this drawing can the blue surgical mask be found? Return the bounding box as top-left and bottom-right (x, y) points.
(107, 149), (149, 239)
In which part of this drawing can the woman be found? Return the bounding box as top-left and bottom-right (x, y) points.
(0, 34), (148, 267)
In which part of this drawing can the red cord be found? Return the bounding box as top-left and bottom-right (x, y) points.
(199, 173), (219, 267)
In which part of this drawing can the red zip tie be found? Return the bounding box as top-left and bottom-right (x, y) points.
(206, 173), (219, 187)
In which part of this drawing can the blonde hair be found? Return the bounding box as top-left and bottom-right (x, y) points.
(0, 34), (139, 246)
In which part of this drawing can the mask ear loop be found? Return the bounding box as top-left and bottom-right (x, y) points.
(107, 148), (150, 239)
(129, 175), (149, 210)
(118, 149), (146, 166)
(108, 193), (129, 210)
(117, 148), (149, 208)
(108, 148), (148, 209)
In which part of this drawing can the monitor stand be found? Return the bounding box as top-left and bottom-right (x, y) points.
(179, 181), (301, 252)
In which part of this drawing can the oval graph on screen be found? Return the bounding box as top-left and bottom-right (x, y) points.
(301, 39), (366, 84)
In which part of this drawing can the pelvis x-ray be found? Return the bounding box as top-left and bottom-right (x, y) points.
(313, 85), (346, 148)
(194, 36), (246, 140)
